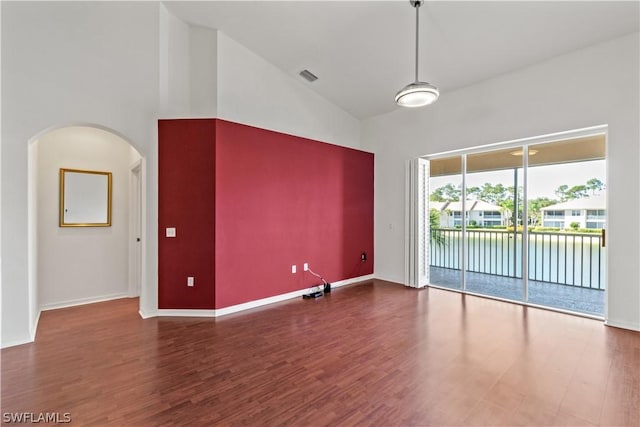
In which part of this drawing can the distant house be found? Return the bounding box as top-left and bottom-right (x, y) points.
(430, 200), (506, 228)
(540, 194), (606, 229)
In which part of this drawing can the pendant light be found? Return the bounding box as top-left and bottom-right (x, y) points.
(395, 0), (439, 107)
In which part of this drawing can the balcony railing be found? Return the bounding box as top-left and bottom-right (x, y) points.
(430, 229), (605, 290)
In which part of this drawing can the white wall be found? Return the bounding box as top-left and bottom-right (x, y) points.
(159, 3), (190, 117)
(190, 26), (218, 117)
(1, 1), (160, 347)
(159, 10), (357, 145)
(362, 33), (640, 330)
(159, 8), (218, 118)
(35, 127), (140, 309)
(27, 143), (39, 337)
(217, 32), (361, 149)
(158, 8), (356, 144)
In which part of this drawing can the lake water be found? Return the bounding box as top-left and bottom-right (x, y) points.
(430, 230), (605, 290)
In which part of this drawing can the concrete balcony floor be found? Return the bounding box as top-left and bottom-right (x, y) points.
(429, 266), (604, 317)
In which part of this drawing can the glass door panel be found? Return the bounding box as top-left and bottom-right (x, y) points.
(526, 137), (606, 316)
(465, 148), (524, 301)
(428, 156), (463, 290)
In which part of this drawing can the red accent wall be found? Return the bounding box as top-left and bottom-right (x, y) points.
(158, 118), (373, 310)
(158, 119), (216, 309)
(215, 120), (373, 308)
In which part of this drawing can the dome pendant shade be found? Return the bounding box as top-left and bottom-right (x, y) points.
(396, 0), (439, 107)
(395, 81), (439, 107)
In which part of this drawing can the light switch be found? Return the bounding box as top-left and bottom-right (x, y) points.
(291, 265), (297, 274)
(187, 276), (194, 287)
(166, 227), (176, 238)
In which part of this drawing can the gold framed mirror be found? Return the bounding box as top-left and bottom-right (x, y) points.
(59, 168), (112, 227)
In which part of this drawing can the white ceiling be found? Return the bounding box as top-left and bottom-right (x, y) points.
(164, 1), (640, 120)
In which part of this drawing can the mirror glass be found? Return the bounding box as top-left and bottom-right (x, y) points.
(60, 168), (112, 227)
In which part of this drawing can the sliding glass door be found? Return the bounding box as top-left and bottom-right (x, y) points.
(424, 131), (606, 317)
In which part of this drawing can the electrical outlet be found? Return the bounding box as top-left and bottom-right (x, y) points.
(291, 265), (297, 274)
(187, 276), (194, 287)
(303, 263), (308, 271)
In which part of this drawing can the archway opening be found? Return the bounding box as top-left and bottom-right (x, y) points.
(28, 125), (144, 333)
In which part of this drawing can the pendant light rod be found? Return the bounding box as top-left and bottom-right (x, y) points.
(414, 0), (421, 82)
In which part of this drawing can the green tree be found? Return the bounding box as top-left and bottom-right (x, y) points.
(555, 180), (601, 201)
(430, 183), (461, 202)
(476, 183), (509, 205)
(555, 184), (570, 202)
(467, 186), (481, 199)
(501, 186), (524, 226)
(566, 185), (588, 200)
(429, 208), (445, 246)
(586, 178), (604, 195)
(528, 197), (556, 226)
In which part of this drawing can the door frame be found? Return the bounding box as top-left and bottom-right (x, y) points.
(129, 160), (143, 297)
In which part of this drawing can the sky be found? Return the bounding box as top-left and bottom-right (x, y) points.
(430, 159), (605, 200)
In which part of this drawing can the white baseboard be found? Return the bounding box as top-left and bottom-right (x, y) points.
(157, 309), (217, 317)
(371, 274), (403, 284)
(212, 289), (306, 317)
(605, 318), (640, 331)
(138, 307), (157, 319)
(331, 274), (375, 288)
(1, 336), (35, 349)
(1, 307), (41, 348)
(153, 274), (375, 319)
(30, 309), (42, 342)
(214, 274), (375, 317)
(40, 292), (130, 311)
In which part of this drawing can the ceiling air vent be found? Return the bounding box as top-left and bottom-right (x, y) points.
(299, 69), (318, 82)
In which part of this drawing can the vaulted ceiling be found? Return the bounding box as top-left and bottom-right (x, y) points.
(164, 1), (640, 120)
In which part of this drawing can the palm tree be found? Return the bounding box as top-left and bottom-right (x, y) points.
(430, 209), (445, 246)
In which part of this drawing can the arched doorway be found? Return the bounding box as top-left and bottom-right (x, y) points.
(28, 125), (145, 328)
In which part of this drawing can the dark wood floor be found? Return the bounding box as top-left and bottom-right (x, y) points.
(2, 280), (639, 426)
